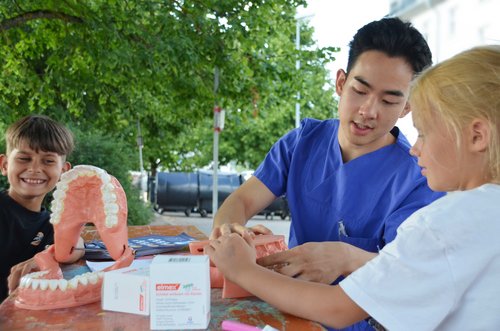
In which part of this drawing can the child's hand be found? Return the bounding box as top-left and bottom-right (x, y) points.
(205, 232), (256, 281)
(8, 257), (38, 294)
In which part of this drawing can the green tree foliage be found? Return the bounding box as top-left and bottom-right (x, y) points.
(0, 0), (339, 173)
(70, 127), (152, 225)
(0, 135), (7, 191)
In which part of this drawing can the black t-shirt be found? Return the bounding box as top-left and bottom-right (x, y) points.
(0, 191), (53, 302)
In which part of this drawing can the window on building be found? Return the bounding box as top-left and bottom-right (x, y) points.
(448, 7), (456, 35)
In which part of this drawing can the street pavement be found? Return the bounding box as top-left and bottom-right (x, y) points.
(151, 210), (291, 244)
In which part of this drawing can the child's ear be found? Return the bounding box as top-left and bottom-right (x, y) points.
(399, 102), (411, 118)
(468, 119), (490, 153)
(0, 154), (8, 176)
(62, 161), (72, 173)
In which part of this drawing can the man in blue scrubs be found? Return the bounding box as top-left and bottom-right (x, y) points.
(212, 18), (444, 330)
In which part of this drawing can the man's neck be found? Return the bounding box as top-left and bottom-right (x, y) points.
(339, 132), (396, 163)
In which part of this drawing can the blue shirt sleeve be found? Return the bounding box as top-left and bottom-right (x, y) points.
(253, 120), (307, 197)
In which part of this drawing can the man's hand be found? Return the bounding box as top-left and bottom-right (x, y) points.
(8, 258), (38, 294)
(210, 222), (273, 240)
(257, 242), (377, 284)
(205, 232), (257, 281)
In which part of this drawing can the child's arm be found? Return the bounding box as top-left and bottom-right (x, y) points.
(205, 233), (369, 329)
(7, 236), (85, 294)
(7, 258), (37, 295)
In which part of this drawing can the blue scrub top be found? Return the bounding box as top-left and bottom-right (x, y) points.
(254, 118), (444, 252)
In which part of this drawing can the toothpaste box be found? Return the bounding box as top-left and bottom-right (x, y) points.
(150, 255), (210, 330)
(101, 266), (150, 316)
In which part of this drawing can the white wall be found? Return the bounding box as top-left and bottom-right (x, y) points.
(393, 0), (499, 144)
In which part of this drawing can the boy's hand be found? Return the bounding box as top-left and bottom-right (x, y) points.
(8, 258), (38, 294)
(205, 232), (256, 281)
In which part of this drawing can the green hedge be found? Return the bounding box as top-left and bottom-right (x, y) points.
(70, 128), (153, 225)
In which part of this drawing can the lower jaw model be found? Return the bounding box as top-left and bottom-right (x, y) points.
(15, 165), (134, 310)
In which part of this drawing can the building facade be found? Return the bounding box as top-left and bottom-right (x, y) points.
(389, 0), (499, 63)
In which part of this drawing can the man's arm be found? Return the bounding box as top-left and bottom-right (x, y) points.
(211, 176), (277, 239)
(257, 241), (377, 284)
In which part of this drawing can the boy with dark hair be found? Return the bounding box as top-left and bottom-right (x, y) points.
(0, 115), (83, 302)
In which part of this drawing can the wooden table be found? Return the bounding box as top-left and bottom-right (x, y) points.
(0, 225), (325, 331)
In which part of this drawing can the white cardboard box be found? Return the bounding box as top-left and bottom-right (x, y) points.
(101, 266), (150, 316)
(150, 255), (210, 330)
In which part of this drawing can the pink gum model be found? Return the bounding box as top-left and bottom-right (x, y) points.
(15, 165), (134, 310)
(189, 234), (288, 298)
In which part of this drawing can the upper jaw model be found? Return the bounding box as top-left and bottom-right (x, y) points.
(15, 165), (134, 310)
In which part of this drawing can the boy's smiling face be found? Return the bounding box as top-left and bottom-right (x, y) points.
(0, 140), (70, 211)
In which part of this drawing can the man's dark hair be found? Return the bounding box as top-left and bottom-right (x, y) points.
(346, 17), (432, 75)
(5, 114), (74, 157)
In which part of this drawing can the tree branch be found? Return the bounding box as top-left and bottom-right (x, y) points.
(0, 10), (83, 32)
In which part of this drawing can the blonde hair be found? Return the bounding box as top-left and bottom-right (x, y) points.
(410, 45), (500, 182)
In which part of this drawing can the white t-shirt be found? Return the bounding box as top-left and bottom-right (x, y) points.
(340, 184), (500, 331)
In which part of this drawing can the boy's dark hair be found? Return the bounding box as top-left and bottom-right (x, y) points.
(346, 17), (432, 75)
(5, 115), (74, 157)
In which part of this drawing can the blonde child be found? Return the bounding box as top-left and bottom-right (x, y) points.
(206, 45), (500, 330)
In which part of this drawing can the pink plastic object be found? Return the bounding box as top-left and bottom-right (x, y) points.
(222, 320), (262, 331)
(15, 165), (134, 310)
(189, 234), (288, 298)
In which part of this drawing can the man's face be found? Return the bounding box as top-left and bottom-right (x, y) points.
(336, 50), (413, 161)
(0, 140), (70, 208)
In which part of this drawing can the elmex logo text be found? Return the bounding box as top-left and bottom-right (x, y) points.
(156, 283), (180, 291)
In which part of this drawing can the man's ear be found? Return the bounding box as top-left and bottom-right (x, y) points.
(399, 102), (411, 118)
(468, 118), (490, 153)
(335, 69), (347, 97)
(0, 154), (8, 176)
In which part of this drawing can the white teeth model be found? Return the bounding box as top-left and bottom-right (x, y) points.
(48, 279), (59, 291)
(52, 190), (66, 201)
(39, 281), (48, 291)
(20, 270), (105, 291)
(69, 278), (79, 289)
(88, 273), (98, 285)
(59, 279), (68, 291)
(50, 165), (121, 228)
(78, 275), (89, 286)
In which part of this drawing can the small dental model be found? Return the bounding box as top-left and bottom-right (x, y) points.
(15, 165), (134, 310)
(189, 235), (288, 298)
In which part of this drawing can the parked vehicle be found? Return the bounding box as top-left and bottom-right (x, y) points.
(152, 171), (290, 219)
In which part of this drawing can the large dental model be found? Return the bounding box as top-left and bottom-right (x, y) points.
(15, 165), (134, 310)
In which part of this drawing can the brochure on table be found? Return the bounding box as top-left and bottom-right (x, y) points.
(84, 233), (196, 260)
